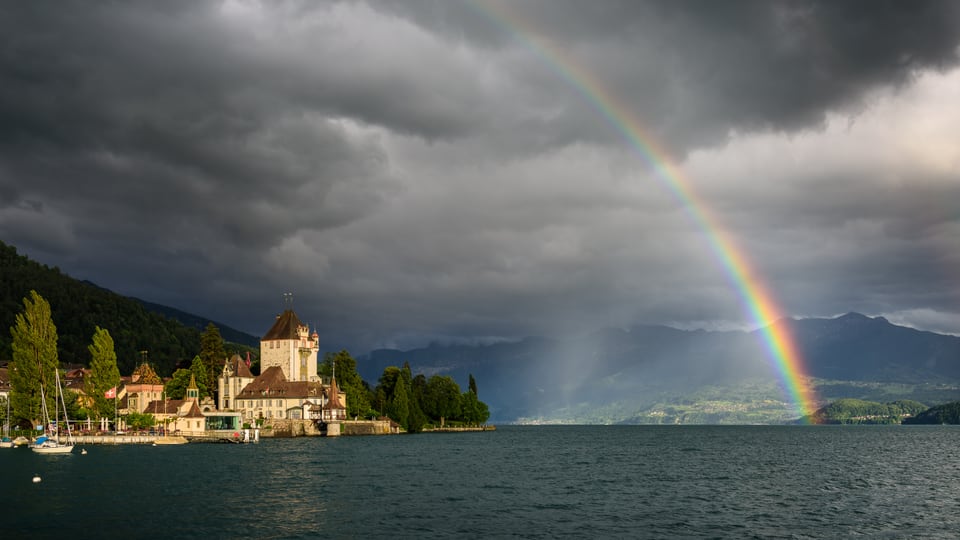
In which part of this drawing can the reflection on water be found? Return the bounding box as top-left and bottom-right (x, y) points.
(2, 426), (960, 538)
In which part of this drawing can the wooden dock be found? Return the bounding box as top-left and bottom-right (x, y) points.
(72, 434), (164, 445)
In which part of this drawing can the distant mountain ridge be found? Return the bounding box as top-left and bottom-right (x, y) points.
(783, 312), (960, 381)
(134, 298), (259, 348)
(359, 314), (960, 424)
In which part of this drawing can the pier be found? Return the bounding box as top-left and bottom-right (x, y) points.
(72, 434), (170, 445)
(68, 432), (245, 445)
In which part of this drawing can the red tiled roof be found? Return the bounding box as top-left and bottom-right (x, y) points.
(65, 368), (89, 379)
(326, 376), (344, 409)
(131, 363), (161, 384)
(236, 366), (323, 399)
(144, 400), (184, 415)
(183, 400), (204, 418)
(262, 310), (305, 341)
(225, 354), (254, 378)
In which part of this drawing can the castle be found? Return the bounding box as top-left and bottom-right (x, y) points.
(101, 307), (347, 437)
(219, 309), (347, 426)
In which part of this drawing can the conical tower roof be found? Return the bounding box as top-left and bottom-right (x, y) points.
(131, 363), (161, 384)
(262, 309), (305, 340)
(327, 374), (344, 409)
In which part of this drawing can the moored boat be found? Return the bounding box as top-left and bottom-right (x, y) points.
(153, 435), (189, 445)
(31, 368), (75, 455)
(32, 434), (74, 454)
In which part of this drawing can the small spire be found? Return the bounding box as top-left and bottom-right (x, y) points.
(186, 373), (199, 402)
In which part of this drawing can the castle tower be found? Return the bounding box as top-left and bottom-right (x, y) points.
(260, 309), (319, 382)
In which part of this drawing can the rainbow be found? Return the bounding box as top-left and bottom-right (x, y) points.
(472, 1), (817, 420)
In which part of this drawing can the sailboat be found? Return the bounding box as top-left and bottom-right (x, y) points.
(32, 368), (74, 454)
(0, 392), (13, 448)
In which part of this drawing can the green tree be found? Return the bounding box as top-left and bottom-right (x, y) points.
(86, 326), (121, 419)
(125, 412), (156, 430)
(164, 368), (193, 400)
(375, 366), (402, 414)
(460, 372), (489, 426)
(403, 363), (427, 433)
(388, 373), (411, 430)
(199, 323), (226, 391)
(459, 390), (490, 425)
(189, 355), (211, 398)
(64, 389), (86, 421)
(321, 350), (371, 419)
(424, 375), (462, 428)
(9, 290), (59, 426)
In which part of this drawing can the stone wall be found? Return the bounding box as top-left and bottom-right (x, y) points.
(342, 420), (399, 435)
(263, 419), (322, 438)
(259, 419), (399, 437)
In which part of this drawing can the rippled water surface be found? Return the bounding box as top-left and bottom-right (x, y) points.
(3, 425), (960, 538)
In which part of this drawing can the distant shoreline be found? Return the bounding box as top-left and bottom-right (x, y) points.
(421, 425), (496, 433)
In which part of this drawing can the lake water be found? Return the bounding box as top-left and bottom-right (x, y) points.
(3, 425), (960, 538)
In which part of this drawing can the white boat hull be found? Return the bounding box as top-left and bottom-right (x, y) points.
(32, 442), (74, 454)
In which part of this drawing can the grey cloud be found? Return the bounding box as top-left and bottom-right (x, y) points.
(1, 1), (958, 353)
(389, 0), (960, 152)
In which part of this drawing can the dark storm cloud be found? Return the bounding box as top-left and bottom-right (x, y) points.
(0, 1), (958, 351)
(385, 0), (960, 151)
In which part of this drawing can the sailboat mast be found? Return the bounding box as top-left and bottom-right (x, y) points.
(52, 374), (59, 444)
(39, 382), (48, 436)
(55, 369), (72, 442)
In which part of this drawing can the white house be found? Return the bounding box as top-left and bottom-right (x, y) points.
(218, 353), (255, 411)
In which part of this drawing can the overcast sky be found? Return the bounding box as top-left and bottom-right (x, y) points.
(2, 1), (959, 352)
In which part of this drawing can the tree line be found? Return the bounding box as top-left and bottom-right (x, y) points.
(320, 351), (490, 432)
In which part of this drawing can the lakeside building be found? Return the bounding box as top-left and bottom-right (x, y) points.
(234, 366), (323, 422)
(322, 372), (347, 423)
(121, 362), (165, 415)
(143, 373), (205, 434)
(63, 366), (92, 409)
(231, 365), (347, 423)
(219, 309), (347, 424)
(143, 373), (240, 434)
(219, 353), (255, 411)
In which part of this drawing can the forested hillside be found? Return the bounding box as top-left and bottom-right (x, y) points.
(806, 398), (928, 424)
(902, 402), (960, 424)
(0, 241), (198, 375)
